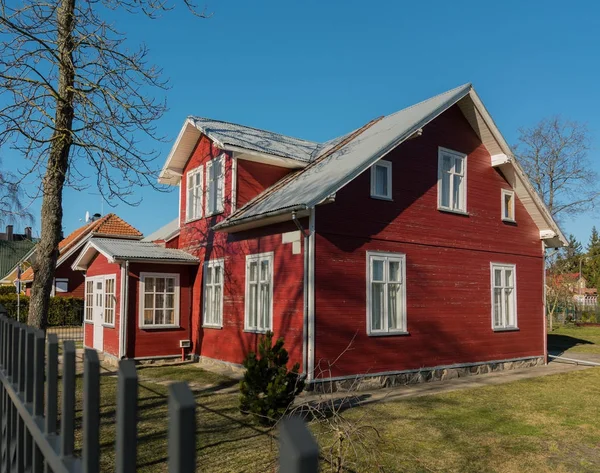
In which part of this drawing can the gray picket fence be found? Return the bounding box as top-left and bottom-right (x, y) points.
(0, 314), (319, 472)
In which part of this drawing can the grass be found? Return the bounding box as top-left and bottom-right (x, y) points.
(548, 324), (600, 354)
(67, 327), (600, 472)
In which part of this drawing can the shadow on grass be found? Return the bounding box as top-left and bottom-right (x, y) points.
(547, 334), (593, 356)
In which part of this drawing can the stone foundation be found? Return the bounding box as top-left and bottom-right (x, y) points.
(309, 356), (545, 393)
(195, 355), (245, 379)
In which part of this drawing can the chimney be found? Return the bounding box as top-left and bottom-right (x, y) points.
(24, 227), (32, 240)
(5, 225), (13, 241)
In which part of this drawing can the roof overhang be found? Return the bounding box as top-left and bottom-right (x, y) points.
(214, 206), (310, 233)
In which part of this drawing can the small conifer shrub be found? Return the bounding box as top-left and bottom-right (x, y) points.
(239, 331), (305, 425)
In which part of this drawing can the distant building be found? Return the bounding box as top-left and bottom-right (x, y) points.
(0, 225), (36, 288)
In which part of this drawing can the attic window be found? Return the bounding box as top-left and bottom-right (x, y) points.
(206, 155), (225, 216)
(186, 166), (203, 222)
(371, 160), (392, 200)
(438, 147), (467, 213)
(502, 189), (515, 222)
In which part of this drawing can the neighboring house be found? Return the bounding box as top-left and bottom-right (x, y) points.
(559, 273), (597, 307)
(0, 226), (36, 287)
(74, 83), (566, 385)
(20, 214), (142, 298)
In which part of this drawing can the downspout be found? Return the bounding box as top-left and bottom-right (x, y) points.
(120, 260), (130, 359)
(542, 241), (548, 365)
(293, 212), (310, 380)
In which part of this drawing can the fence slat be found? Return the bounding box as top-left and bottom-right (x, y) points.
(116, 360), (138, 473)
(82, 349), (100, 473)
(168, 382), (196, 473)
(23, 329), (35, 471)
(60, 340), (76, 459)
(279, 417), (319, 473)
(9, 324), (19, 472)
(32, 330), (45, 473)
(45, 334), (58, 437)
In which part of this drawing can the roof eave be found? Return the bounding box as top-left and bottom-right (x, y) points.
(213, 205), (309, 233)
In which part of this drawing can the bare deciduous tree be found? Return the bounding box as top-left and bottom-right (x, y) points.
(0, 161), (31, 225)
(0, 0), (207, 327)
(515, 116), (596, 221)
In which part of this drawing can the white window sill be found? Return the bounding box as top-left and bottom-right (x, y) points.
(185, 217), (203, 224)
(370, 195), (393, 201)
(244, 329), (272, 334)
(205, 210), (224, 218)
(202, 324), (223, 330)
(102, 323), (116, 329)
(84, 320), (94, 324)
(493, 327), (519, 332)
(140, 324), (181, 330)
(502, 218), (517, 224)
(368, 331), (410, 337)
(438, 207), (469, 216)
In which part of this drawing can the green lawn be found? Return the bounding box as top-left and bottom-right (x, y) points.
(548, 325), (600, 354)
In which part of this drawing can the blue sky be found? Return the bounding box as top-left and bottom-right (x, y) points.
(3, 0), (600, 246)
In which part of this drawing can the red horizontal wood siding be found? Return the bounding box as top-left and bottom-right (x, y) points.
(84, 254), (121, 357)
(126, 262), (193, 358)
(236, 159), (291, 208)
(314, 104), (545, 378)
(54, 252), (85, 298)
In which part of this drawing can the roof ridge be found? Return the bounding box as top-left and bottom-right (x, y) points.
(188, 116), (320, 146)
(387, 83), (472, 119)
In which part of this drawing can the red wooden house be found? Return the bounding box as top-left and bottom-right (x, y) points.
(74, 84), (566, 385)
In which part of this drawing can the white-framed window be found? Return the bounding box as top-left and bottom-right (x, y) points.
(366, 251), (407, 335)
(438, 147), (467, 213)
(206, 154), (225, 216)
(186, 166), (203, 222)
(104, 277), (116, 326)
(54, 278), (69, 294)
(491, 263), (517, 330)
(203, 259), (224, 328)
(140, 273), (180, 328)
(245, 252), (273, 332)
(370, 160), (392, 200)
(85, 279), (94, 322)
(501, 189), (515, 222)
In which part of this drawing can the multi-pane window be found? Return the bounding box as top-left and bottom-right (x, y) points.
(141, 273), (179, 327)
(438, 147), (467, 212)
(491, 263), (517, 329)
(367, 252), (407, 334)
(371, 160), (392, 200)
(186, 166), (203, 221)
(206, 155), (225, 216)
(502, 189), (515, 222)
(104, 277), (116, 326)
(245, 252), (273, 332)
(85, 280), (94, 322)
(203, 259), (224, 327)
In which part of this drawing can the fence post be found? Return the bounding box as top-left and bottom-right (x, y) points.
(279, 417), (319, 473)
(45, 333), (58, 473)
(116, 360), (138, 473)
(168, 382), (196, 473)
(82, 349), (100, 473)
(61, 341), (76, 463)
(23, 328), (35, 471)
(17, 324), (27, 472)
(32, 330), (45, 473)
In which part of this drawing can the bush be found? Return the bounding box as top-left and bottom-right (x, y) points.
(0, 286), (16, 295)
(0, 295), (84, 326)
(239, 331), (305, 426)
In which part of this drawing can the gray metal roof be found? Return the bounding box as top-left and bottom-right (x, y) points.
(91, 238), (197, 263)
(142, 218), (180, 242)
(189, 117), (319, 163)
(215, 83), (472, 229)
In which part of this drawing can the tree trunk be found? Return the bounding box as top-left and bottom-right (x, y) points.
(27, 0), (76, 328)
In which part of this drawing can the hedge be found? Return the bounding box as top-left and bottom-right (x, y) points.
(0, 286), (16, 295)
(0, 295), (84, 326)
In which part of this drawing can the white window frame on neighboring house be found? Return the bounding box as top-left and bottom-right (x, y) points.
(491, 263), (518, 331)
(206, 154), (226, 216)
(501, 189), (516, 222)
(84, 279), (94, 322)
(366, 251), (407, 335)
(186, 166), (203, 222)
(244, 252), (274, 333)
(51, 278), (69, 296)
(103, 276), (116, 327)
(203, 258), (224, 328)
(438, 147), (467, 213)
(139, 272), (180, 329)
(370, 160), (392, 200)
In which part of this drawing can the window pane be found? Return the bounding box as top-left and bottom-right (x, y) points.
(144, 294), (154, 309)
(204, 286), (213, 323)
(214, 285), (222, 323)
(214, 265), (221, 284)
(156, 278), (166, 293)
(454, 157), (463, 175)
(249, 262), (258, 282)
(442, 155), (452, 172)
(389, 261), (401, 282)
(504, 193), (513, 219)
(206, 266), (213, 284)
(166, 278), (175, 293)
(388, 283), (402, 330)
(494, 269), (503, 287)
(164, 310), (174, 325)
(493, 288), (502, 326)
(452, 175), (462, 209)
(260, 260), (269, 281)
(165, 294), (174, 309)
(375, 165), (387, 196)
(372, 260), (384, 281)
(505, 270), (513, 288)
(371, 282), (384, 330)
(249, 284), (257, 327)
(145, 278), (154, 292)
(144, 310), (153, 325)
(441, 172), (450, 207)
(156, 293), (165, 309)
(260, 283), (270, 329)
(155, 310), (164, 325)
(505, 288), (513, 326)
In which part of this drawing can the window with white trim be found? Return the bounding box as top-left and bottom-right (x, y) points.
(85, 280), (93, 322)
(371, 160), (392, 200)
(491, 263), (517, 330)
(104, 277), (116, 326)
(367, 252), (407, 334)
(140, 273), (180, 328)
(501, 189), (515, 222)
(203, 259), (224, 327)
(438, 147), (467, 212)
(206, 154), (225, 216)
(245, 252), (273, 332)
(54, 278), (69, 294)
(186, 166), (203, 221)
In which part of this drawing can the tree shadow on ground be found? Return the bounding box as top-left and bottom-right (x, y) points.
(547, 333), (593, 356)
